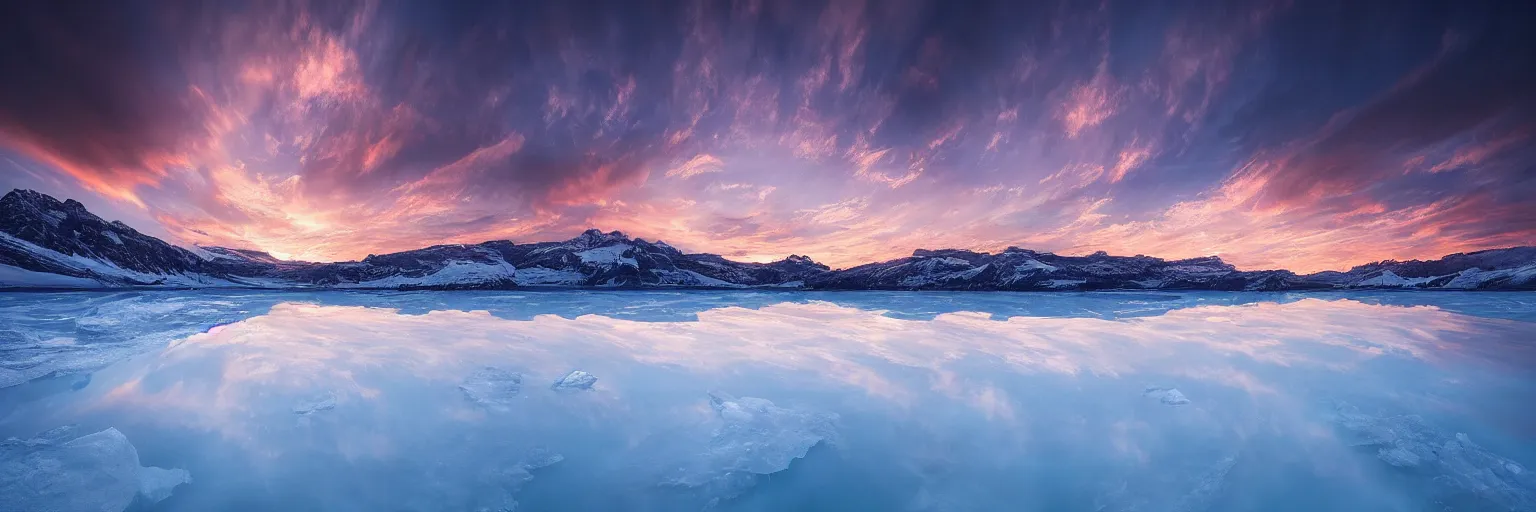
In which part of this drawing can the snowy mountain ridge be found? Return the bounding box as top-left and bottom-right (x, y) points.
(1, 189), (1533, 290)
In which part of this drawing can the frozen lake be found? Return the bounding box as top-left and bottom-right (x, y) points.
(3, 290), (1536, 511)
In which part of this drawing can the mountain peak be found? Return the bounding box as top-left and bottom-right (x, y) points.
(1, 190), (74, 230)
(1, 189), (59, 210)
(1171, 255), (1234, 271)
(2, 188), (46, 202)
(2, 189), (105, 224)
(572, 228), (630, 248)
(781, 254), (819, 265)
(0, 189), (208, 280)
(912, 248), (985, 259)
(577, 228), (629, 238)
(4, 189), (1535, 291)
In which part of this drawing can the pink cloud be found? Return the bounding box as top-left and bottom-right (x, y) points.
(665, 154), (725, 179)
(1058, 62), (1119, 139)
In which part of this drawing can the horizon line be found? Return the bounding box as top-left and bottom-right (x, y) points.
(4, 188), (1527, 275)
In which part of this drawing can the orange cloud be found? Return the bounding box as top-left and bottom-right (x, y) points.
(0, 138), (169, 208)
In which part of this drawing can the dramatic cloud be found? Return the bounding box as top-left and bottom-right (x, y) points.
(0, 2), (216, 206)
(0, 0), (1531, 271)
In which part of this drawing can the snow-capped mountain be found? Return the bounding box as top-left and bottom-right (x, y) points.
(1, 189), (1533, 290)
(804, 247), (1323, 291)
(0, 189), (241, 286)
(808, 245), (1536, 291)
(259, 229), (830, 289)
(1305, 247), (1536, 290)
(0, 190), (832, 289)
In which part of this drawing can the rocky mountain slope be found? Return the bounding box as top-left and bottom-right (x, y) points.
(1, 189), (1532, 290)
(0, 189), (238, 286)
(1306, 248), (1536, 290)
(0, 190), (830, 290)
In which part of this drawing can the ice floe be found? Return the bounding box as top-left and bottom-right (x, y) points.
(292, 393), (338, 415)
(0, 426), (191, 512)
(551, 370), (598, 391)
(1333, 402), (1536, 511)
(1144, 386), (1191, 405)
(138, 465), (193, 504)
(460, 366), (524, 409)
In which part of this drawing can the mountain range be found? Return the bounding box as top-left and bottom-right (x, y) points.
(1, 189), (1533, 291)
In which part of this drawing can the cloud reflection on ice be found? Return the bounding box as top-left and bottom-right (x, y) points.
(5, 296), (1535, 511)
(108, 299), (1520, 411)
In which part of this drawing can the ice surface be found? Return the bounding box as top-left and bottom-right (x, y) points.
(1171, 455), (1238, 512)
(1333, 402), (1536, 510)
(0, 427), (191, 512)
(3, 288), (1533, 392)
(460, 366), (524, 409)
(1, 290), (1535, 510)
(551, 370), (597, 391)
(1378, 445), (1423, 467)
(521, 446), (566, 470)
(138, 465), (193, 504)
(1095, 454), (1239, 512)
(464, 447), (566, 512)
(0, 366), (24, 388)
(292, 393), (338, 415)
(0, 292), (285, 389)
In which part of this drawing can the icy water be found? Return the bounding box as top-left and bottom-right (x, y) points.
(2, 290), (1536, 512)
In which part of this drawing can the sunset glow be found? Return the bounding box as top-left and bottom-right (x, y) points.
(2, 1), (1531, 272)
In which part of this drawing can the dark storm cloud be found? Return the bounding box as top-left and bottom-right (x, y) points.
(0, 1), (214, 203)
(1239, 1), (1536, 209)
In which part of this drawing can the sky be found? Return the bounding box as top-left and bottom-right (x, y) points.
(0, 0), (1532, 272)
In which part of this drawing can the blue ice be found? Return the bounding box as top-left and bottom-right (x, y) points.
(1, 290), (1535, 511)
